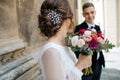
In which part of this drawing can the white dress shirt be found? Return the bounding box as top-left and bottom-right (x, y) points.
(86, 22), (95, 29)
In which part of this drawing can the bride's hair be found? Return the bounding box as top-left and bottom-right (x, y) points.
(38, 0), (73, 37)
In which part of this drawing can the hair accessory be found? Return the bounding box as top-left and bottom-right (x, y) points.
(47, 10), (62, 25)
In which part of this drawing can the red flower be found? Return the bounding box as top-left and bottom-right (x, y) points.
(79, 29), (85, 34)
(97, 31), (104, 39)
(88, 39), (98, 50)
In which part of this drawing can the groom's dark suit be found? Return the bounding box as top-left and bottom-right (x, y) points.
(74, 21), (105, 80)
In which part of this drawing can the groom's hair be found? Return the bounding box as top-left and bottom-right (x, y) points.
(82, 2), (95, 11)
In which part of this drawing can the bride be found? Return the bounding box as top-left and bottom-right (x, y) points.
(38, 0), (92, 80)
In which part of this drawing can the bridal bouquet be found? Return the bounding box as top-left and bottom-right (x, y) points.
(65, 28), (115, 75)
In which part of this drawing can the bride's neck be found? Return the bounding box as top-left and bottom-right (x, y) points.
(48, 29), (67, 46)
(48, 34), (66, 46)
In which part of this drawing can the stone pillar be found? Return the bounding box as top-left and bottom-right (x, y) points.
(104, 0), (117, 46)
(69, 0), (77, 24)
(16, 0), (35, 43)
(0, 0), (19, 40)
(16, 0), (44, 46)
(82, 0), (93, 5)
(117, 0), (120, 46)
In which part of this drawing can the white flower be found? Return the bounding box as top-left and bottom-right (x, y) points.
(91, 29), (97, 33)
(71, 36), (79, 47)
(84, 30), (92, 35)
(77, 39), (85, 47)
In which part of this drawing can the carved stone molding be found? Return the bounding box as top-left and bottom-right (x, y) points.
(16, 65), (40, 80)
(0, 58), (38, 80)
(0, 39), (27, 63)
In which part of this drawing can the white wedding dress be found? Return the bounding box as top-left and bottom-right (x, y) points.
(38, 42), (83, 80)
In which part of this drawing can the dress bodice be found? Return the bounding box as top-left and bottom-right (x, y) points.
(38, 42), (82, 80)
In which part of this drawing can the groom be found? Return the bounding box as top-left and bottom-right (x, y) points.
(74, 2), (105, 80)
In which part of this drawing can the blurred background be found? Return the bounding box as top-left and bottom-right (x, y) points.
(0, 0), (120, 80)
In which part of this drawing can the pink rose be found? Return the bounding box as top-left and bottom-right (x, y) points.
(82, 35), (92, 42)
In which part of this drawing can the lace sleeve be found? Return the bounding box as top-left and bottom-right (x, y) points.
(42, 47), (83, 80)
(42, 48), (65, 80)
(66, 48), (83, 80)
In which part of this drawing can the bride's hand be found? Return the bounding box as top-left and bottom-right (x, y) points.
(75, 54), (92, 71)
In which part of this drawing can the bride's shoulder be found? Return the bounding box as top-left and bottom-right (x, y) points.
(40, 42), (60, 54)
(42, 42), (58, 50)
(40, 42), (62, 59)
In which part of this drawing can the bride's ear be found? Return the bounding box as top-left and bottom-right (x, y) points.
(67, 19), (74, 34)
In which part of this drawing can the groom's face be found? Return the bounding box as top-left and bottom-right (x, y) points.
(83, 6), (96, 24)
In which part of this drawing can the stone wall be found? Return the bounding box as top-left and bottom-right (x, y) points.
(0, 0), (44, 80)
(16, 0), (44, 46)
(0, 0), (45, 46)
(0, 0), (18, 39)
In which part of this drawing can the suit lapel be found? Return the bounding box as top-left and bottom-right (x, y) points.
(83, 21), (89, 29)
(94, 25), (100, 32)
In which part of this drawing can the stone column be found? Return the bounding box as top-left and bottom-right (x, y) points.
(104, 0), (117, 46)
(117, 0), (120, 46)
(0, 0), (19, 40)
(69, 0), (77, 24)
(16, 0), (35, 43)
(16, 0), (44, 46)
(82, 0), (93, 5)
